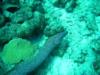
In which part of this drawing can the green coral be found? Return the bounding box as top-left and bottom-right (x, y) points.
(1, 38), (36, 65)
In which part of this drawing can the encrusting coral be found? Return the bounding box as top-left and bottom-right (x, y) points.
(1, 38), (37, 65)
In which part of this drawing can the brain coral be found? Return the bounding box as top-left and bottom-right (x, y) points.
(1, 38), (36, 65)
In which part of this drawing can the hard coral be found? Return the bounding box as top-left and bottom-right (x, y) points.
(0, 11), (45, 44)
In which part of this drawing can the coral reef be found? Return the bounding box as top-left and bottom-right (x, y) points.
(0, 0), (45, 43)
(92, 0), (100, 16)
(0, 0), (100, 75)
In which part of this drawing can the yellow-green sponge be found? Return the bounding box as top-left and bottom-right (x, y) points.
(1, 38), (36, 65)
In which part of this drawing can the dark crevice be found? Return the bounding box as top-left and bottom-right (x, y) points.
(3, 17), (11, 25)
(0, 7), (3, 14)
(7, 6), (20, 13)
(0, 0), (3, 4)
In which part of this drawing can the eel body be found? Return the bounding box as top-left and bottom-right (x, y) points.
(8, 31), (67, 75)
